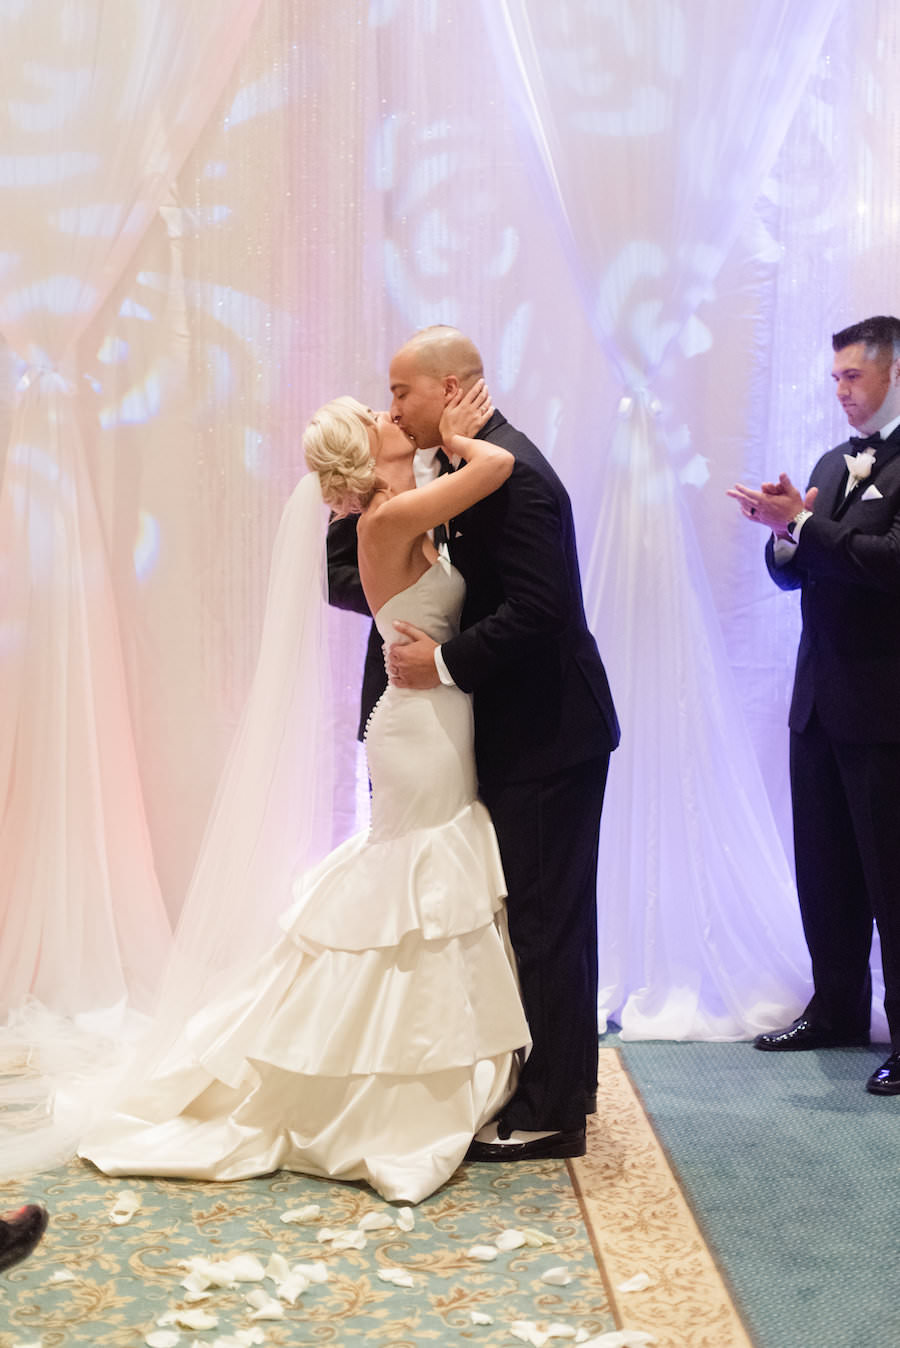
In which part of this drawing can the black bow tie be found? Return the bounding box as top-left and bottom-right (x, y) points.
(434, 448), (454, 475)
(848, 433), (882, 451)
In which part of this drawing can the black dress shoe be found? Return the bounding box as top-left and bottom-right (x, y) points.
(753, 1017), (870, 1052)
(866, 1051), (900, 1095)
(465, 1126), (586, 1163)
(0, 1205), (49, 1273)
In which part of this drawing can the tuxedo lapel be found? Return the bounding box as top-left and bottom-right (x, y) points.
(832, 426), (900, 520)
(825, 446), (854, 519)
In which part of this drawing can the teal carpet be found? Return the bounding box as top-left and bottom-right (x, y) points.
(620, 1038), (897, 1348)
(0, 1156), (614, 1346)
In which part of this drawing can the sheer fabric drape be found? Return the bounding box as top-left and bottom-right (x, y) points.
(2, 1), (900, 1047)
(0, 0), (263, 1015)
(483, 0), (841, 1037)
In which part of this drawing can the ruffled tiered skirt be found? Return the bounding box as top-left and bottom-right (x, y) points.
(79, 794), (529, 1203)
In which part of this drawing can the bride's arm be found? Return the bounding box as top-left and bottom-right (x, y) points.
(367, 383), (513, 542)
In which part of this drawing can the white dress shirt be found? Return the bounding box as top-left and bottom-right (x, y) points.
(772, 412), (900, 563)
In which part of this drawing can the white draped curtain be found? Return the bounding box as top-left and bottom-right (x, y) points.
(2, 0), (900, 1042)
(480, 0), (841, 1037)
(0, 0), (263, 1014)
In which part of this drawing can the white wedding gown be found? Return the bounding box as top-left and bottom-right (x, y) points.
(79, 557), (529, 1204)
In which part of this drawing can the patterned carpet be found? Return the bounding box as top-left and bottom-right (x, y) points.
(0, 1053), (749, 1347)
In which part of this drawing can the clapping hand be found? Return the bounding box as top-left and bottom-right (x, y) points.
(727, 473), (818, 537)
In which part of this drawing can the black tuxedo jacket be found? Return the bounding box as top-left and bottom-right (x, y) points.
(326, 512), (387, 741)
(326, 409), (619, 779)
(765, 425), (900, 742)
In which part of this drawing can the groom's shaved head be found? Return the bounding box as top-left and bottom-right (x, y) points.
(389, 325), (487, 449)
(401, 325), (484, 389)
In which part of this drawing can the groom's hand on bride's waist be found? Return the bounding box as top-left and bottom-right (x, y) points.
(387, 622), (440, 689)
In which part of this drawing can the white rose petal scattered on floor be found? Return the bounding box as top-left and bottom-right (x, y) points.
(540, 1265), (573, 1286)
(181, 1271), (213, 1294)
(12, 1342), (44, 1348)
(466, 1244), (499, 1261)
(248, 1298), (285, 1322)
(616, 1272), (652, 1293)
(245, 1289), (271, 1309)
(470, 1309), (494, 1325)
(180, 1259), (231, 1290)
(109, 1190), (141, 1225)
(156, 1312), (177, 1326)
(510, 1323), (550, 1347)
(210, 1335), (267, 1348)
(280, 1204), (321, 1224)
(145, 1334), (180, 1348)
(183, 1291), (211, 1304)
(521, 1227), (555, 1247)
(171, 1309), (218, 1331)
(396, 1206), (415, 1231)
(510, 1324), (577, 1347)
(358, 1211), (394, 1232)
(495, 1229), (527, 1251)
(48, 1269), (76, 1283)
(331, 1231), (368, 1251)
(377, 1267), (414, 1287)
(264, 1253), (290, 1282)
(274, 1273), (309, 1304)
(292, 1260), (328, 1283)
(226, 1255), (267, 1282)
(180, 1255), (266, 1289)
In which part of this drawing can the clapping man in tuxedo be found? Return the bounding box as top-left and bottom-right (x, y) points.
(729, 315), (900, 1094)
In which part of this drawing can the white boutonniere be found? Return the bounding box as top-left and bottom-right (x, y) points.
(843, 449), (876, 488)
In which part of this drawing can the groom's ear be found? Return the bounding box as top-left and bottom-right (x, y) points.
(442, 375), (460, 401)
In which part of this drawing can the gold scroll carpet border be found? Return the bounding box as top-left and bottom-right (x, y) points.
(570, 1050), (755, 1348)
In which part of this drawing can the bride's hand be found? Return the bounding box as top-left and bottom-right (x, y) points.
(439, 379), (493, 445)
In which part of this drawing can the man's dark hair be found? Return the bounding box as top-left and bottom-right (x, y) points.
(832, 315), (900, 361)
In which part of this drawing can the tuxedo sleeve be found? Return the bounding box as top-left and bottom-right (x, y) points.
(440, 461), (571, 691)
(788, 509), (900, 593)
(326, 514), (371, 617)
(765, 533), (803, 591)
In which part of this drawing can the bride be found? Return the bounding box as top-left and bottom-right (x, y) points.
(77, 381), (530, 1205)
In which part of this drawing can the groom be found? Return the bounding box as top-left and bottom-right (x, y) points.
(328, 326), (618, 1159)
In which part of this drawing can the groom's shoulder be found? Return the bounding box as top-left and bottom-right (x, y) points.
(483, 410), (554, 475)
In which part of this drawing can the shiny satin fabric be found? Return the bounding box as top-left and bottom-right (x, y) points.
(80, 561), (529, 1204)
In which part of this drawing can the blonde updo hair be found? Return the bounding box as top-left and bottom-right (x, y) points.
(303, 396), (379, 516)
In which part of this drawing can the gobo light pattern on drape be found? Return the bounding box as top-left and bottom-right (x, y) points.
(0, 0), (263, 1015)
(482, 0), (843, 1038)
(2, 1), (899, 1040)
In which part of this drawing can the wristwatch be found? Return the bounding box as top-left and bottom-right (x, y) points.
(786, 509), (812, 539)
